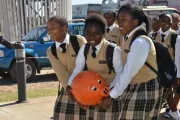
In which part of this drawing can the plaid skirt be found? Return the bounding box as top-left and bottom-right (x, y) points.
(54, 87), (87, 120)
(119, 78), (163, 120)
(161, 87), (171, 106)
(54, 87), (122, 120)
(86, 97), (122, 120)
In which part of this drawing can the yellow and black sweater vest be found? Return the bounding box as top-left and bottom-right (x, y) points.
(86, 39), (116, 85)
(122, 27), (157, 84)
(155, 29), (176, 59)
(105, 24), (123, 47)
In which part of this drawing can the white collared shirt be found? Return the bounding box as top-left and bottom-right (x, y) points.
(110, 26), (151, 99)
(160, 28), (171, 40)
(160, 28), (180, 78)
(148, 29), (161, 39)
(55, 34), (70, 50)
(107, 23), (116, 31)
(68, 39), (123, 88)
(122, 26), (143, 46)
(176, 24), (180, 35)
(89, 39), (103, 55)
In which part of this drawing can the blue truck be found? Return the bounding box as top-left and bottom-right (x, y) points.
(0, 21), (85, 81)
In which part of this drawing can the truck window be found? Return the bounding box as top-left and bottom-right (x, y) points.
(71, 25), (85, 36)
(22, 26), (47, 41)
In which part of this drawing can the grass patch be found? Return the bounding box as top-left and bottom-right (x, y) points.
(0, 88), (58, 103)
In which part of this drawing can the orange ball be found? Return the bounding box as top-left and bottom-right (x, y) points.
(71, 70), (110, 106)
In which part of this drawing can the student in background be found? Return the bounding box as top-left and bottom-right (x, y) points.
(104, 10), (123, 46)
(171, 13), (180, 35)
(46, 16), (87, 120)
(67, 14), (123, 120)
(155, 13), (180, 119)
(101, 4), (163, 119)
(148, 16), (161, 40)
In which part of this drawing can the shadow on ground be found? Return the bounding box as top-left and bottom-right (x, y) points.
(0, 73), (57, 86)
(159, 111), (175, 120)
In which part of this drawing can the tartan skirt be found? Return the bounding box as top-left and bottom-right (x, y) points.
(86, 97), (122, 120)
(119, 78), (163, 120)
(54, 87), (122, 120)
(54, 88), (87, 120)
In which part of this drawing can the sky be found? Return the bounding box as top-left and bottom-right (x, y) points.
(72, 0), (117, 5)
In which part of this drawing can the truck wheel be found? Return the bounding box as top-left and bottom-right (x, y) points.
(0, 70), (10, 78)
(10, 59), (36, 82)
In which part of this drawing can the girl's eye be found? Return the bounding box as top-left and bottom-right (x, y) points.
(121, 19), (126, 22)
(51, 26), (56, 30)
(48, 26), (59, 31)
(85, 32), (102, 37)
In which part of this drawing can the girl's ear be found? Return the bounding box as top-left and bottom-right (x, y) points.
(132, 19), (139, 27)
(61, 26), (68, 33)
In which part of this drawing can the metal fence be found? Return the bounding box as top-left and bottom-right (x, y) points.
(0, 0), (72, 42)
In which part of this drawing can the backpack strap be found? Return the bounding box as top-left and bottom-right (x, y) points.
(84, 43), (90, 70)
(129, 30), (158, 75)
(70, 35), (80, 55)
(144, 62), (158, 75)
(170, 32), (178, 52)
(129, 30), (148, 47)
(51, 43), (58, 59)
(83, 42), (116, 73)
(106, 43), (116, 74)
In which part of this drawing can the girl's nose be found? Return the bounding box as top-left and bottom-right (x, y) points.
(91, 36), (94, 39)
(118, 22), (122, 28)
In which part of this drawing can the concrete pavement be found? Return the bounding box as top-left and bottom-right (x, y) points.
(0, 96), (56, 120)
(0, 96), (178, 120)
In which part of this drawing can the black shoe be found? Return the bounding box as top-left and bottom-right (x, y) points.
(166, 108), (170, 113)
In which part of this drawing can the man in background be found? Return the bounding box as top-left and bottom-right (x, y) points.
(104, 10), (123, 46)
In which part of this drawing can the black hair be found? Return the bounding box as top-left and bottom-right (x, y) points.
(159, 13), (172, 22)
(117, 4), (150, 33)
(104, 10), (116, 19)
(48, 16), (68, 27)
(85, 14), (106, 34)
(152, 16), (159, 21)
(159, 13), (168, 18)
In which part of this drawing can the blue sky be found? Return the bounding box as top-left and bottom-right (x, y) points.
(72, 0), (117, 5)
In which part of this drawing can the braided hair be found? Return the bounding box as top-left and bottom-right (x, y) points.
(48, 16), (68, 27)
(117, 4), (150, 33)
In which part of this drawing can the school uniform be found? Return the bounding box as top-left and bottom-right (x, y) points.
(155, 28), (180, 76)
(148, 29), (160, 40)
(175, 24), (180, 35)
(105, 23), (123, 46)
(46, 34), (87, 120)
(109, 26), (163, 120)
(68, 38), (123, 120)
(155, 28), (180, 97)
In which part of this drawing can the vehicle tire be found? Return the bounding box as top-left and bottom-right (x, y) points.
(10, 59), (36, 82)
(0, 70), (10, 78)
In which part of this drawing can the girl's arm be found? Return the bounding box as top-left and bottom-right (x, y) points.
(110, 38), (150, 99)
(175, 35), (180, 78)
(109, 46), (123, 88)
(68, 44), (86, 86)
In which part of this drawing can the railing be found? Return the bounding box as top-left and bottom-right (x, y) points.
(0, 0), (72, 42)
